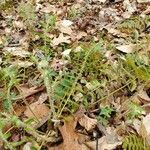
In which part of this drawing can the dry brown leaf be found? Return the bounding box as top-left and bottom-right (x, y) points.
(3, 47), (30, 57)
(52, 33), (71, 46)
(116, 44), (136, 53)
(85, 136), (121, 150)
(56, 20), (73, 35)
(11, 60), (33, 68)
(142, 6), (150, 15)
(142, 103), (150, 113)
(0, 140), (3, 150)
(24, 92), (49, 128)
(22, 93), (47, 117)
(40, 5), (57, 13)
(137, 0), (150, 3)
(138, 90), (150, 102)
(13, 21), (24, 29)
(142, 114), (150, 144)
(59, 116), (82, 150)
(38, 92), (48, 104)
(76, 31), (87, 40)
(97, 0), (107, 3)
(24, 102), (50, 119)
(14, 85), (45, 101)
(85, 127), (122, 150)
(58, 26), (72, 35)
(123, 0), (137, 18)
(13, 104), (26, 116)
(133, 119), (141, 134)
(78, 114), (97, 131)
(107, 28), (128, 37)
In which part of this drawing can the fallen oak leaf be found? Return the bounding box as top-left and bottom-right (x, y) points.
(76, 31), (87, 40)
(57, 25), (73, 35)
(40, 5), (57, 13)
(52, 33), (71, 46)
(0, 36), (4, 45)
(141, 6), (150, 15)
(58, 116), (82, 150)
(22, 142), (32, 150)
(56, 20), (73, 35)
(116, 44), (137, 53)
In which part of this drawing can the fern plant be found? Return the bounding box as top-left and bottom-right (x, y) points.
(122, 134), (150, 150)
(53, 73), (75, 100)
(97, 106), (114, 126)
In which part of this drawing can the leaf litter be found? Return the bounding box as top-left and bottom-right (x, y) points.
(0, 0), (150, 149)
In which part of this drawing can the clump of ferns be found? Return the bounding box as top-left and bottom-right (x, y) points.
(122, 54), (150, 82)
(53, 41), (106, 116)
(69, 41), (108, 80)
(122, 134), (150, 150)
(69, 45), (129, 105)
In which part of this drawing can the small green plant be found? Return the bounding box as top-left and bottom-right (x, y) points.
(124, 54), (150, 81)
(17, 1), (36, 27)
(54, 73), (75, 100)
(0, 66), (20, 112)
(38, 14), (56, 55)
(68, 6), (78, 19)
(127, 102), (143, 120)
(37, 59), (57, 118)
(97, 106), (114, 126)
(68, 5), (83, 20)
(0, 113), (48, 149)
(117, 15), (150, 34)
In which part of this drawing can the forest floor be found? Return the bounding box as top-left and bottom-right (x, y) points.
(0, 0), (150, 149)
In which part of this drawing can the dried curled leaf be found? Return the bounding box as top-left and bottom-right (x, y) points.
(78, 114), (97, 131)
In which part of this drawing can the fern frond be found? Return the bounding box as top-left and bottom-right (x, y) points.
(57, 42), (102, 117)
(122, 134), (150, 150)
(54, 73), (75, 100)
